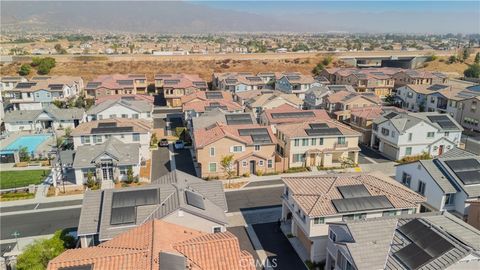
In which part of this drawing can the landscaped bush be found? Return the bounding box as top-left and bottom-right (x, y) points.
(397, 152), (432, 164)
(0, 191), (35, 201)
(285, 167), (308, 173)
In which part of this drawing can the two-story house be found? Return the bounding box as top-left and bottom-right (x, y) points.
(458, 95), (480, 132)
(304, 85), (355, 110)
(259, 104), (330, 133)
(326, 211), (480, 270)
(0, 76), (27, 92)
(86, 99), (152, 121)
(154, 74), (208, 107)
(324, 90), (381, 121)
(281, 172), (425, 263)
(276, 120), (360, 168)
(276, 73), (316, 99)
(85, 74), (147, 99)
(243, 90), (303, 118)
(395, 147), (480, 219)
(4, 76), (83, 110)
(4, 106), (85, 132)
(392, 69), (448, 87)
(212, 72), (267, 92)
(193, 123), (283, 178)
(371, 112), (463, 160)
(181, 91), (243, 122)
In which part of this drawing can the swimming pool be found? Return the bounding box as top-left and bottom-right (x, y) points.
(1, 135), (52, 153)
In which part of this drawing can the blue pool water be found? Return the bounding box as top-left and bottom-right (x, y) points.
(1, 135), (51, 154)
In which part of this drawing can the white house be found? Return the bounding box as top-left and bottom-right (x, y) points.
(3, 106), (85, 132)
(281, 172), (425, 263)
(371, 112), (463, 160)
(395, 147), (480, 219)
(86, 99), (152, 121)
(71, 118), (151, 162)
(0, 76), (27, 91)
(276, 73), (316, 99)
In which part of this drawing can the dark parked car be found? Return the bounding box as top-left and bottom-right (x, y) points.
(158, 138), (169, 147)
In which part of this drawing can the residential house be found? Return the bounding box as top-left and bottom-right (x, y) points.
(3, 76), (83, 110)
(325, 90), (381, 121)
(3, 106), (85, 132)
(349, 106), (405, 145)
(95, 94), (154, 105)
(467, 200), (480, 230)
(71, 118), (151, 161)
(304, 85), (355, 109)
(458, 95), (480, 132)
(371, 112), (463, 160)
(395, 147), (480, 218)
(276, 120), (360, 168)
(85, 74), (147, 99)
(234, 89), (275, 106)
(325, 211), (480, 270)
(212, 72), (267, 92)
(244, 90), (303, 118)
(194, 123), (282, 178)
(86, 99), (152, 121)
(259, 104), (330, 133)
(0, 76), (27, 92)
(257, 72), (280, 88)
(75, 170), (229, 248)
(392, 69), (448, 87)
(276, 73), (316, 99)
(181, 91), (243, 122)
(191, 109), (256, 131)
(154, 74), (208, 107)
(281, 172), (425, 263)
(49, 220), (255, 270)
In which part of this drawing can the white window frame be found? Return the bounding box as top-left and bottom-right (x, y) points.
(258, 160), (264, 166)
(231, 145), (243, 153)
(212, 226), (222, 233)
(209, 147), (215, 157)
(208, 162), (217, 172)
(267, 159), (273, 168)
(254, 145), (260, 151)
(242, 161), (247, 167)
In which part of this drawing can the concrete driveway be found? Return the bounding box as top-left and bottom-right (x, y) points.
(226, 186), (283, 212)
(252, 222), (306, 270)
(359, 145), (392, 163)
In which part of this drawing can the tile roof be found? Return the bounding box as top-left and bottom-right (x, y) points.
(71, 118), (151, 136)
(276, 119), (360, 138)
(261, 104), (330, 125)
(181, 90), (233, 104)
(3, 106), (85, 122)
(87, 99), (152, 115)
(325, 90), (381, 104)
(95, 94), (154, 104)
(191, 109), (256, 130)
(10, 75), (82, 93)
(245, 91), (302, 108)
(282, 172), (426, 217)
(182, 99), (242, 113)
(86, 74), (146, 90)
(350, 106), (405, 120)
(49, 220), (255, 270)
(155, 74), (207, 89)
(194, 122), (277, 149)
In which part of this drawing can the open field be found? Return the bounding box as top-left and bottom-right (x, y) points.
(0, 170), (50, 189)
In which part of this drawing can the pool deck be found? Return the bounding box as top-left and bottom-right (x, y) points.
(0, 132), (55, 158)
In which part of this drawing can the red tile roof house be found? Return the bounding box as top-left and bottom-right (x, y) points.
(259, 103), (330, 133)
(324, 90), (381, 122)
(181, 91), (244, 122)
(193, 123), (285, 178)
(48, 220), (256, 270)
(155, 74), (208, 107)
(85, 74), (148, 99)
(95, 94), (154, 105)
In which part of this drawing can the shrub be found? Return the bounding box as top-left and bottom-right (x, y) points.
(464, 64), (480, 78)
(18, 64), (31, 76)
(255, 169), (264, 176)
(242, 172), (250, 177)
(397, 152), (432, 164)
(16, 230), (66, 270)
(150, 133), (158, 147)
(285, 167), (308, 173)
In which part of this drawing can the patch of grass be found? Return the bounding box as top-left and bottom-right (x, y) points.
(0, 192), (35, 201)
(284, 167), (308, 173)
(0, 170), (50, 189)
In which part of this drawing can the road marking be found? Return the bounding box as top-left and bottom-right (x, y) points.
(33, 203), (40, 210)
(0, 205), (82, 217)
(361, 154), (378, 164)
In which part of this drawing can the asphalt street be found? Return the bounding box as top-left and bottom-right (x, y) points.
(226, 186), (284, 212)
(0, 200), (83, 213)
(150, 147), (171, 181)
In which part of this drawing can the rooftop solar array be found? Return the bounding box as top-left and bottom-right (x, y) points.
(193, 81), (207, 88)
(116, 80), (134, 86)
(309, 123), (329, 129)
(456, 90), (479, 99)
(185, 190), (205, 210)
(98, 122), (117, 128)
(48, 84), (64, 90)
(128, 74), (145, 78)
(58, 264), (94, 270)
(159, 252), (186, 270)
(251, 134), (272, 144)
(394, 219), (454, 269)
(225, 114), (253, 125)
(384, 112), (399, 119)
(427, 84), (448, 91)
(332, 195), (393, 213)
(305, 127), (342, 136)
(225, 79), (238, 84)
(427, 115), (458, 130)
(121, 96), (135, 101)
(15, 82), (36, 89)
(445, 159), (480, 185)
(164, 79), (180, 85)
(337, 185), (371, 199)
(238, 128), (272, 144)
(205, 105), (228, 111)
(110, 207), (136, 225)
(205, 92), (223, 99)
(246, 76), (262, 82)
(91, 126), (133, 134)
(286, 75), (301, 80)
(271, 111), (315, 119)
(110, 189), (158, 225)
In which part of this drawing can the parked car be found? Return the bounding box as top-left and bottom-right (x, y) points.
(174, 140), (185, 150)
(158, 138), (169, 147)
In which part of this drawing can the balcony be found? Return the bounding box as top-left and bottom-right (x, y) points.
(334, 142), (349, 149)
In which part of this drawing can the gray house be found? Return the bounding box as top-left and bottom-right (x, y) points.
(77, 170), (228, 247)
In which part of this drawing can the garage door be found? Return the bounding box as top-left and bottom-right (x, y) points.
(382, 142), (398, 160)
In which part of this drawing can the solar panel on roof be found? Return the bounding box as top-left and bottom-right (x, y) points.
(15, 82), (36, 89)
(246, 76), (262, 82)
(286, 75), (301, 80)
(110, 206), (136, 225)
(159, 252), (186, 270)
(225, 79), (238, 84)
(112, 189), (158, 208)
(185, 190), (205, 210)
(445, 159), (480, 185)
(271, 111), (315, 119)
(164, 79), (180, 85)
(394, 243), (432, 270)
(58, 265), (94, 270)
(427, 84), (448, 91)
(309, 123), (329, 129)
(427, 115), (458, 130)
(98, 122), (117, 128)
(121, 96), (135, 101)
(225, 114), (253, 125)
(205, 92), (223, 99)
(117, 80), (133, 85)
(91, 126), (133, 134)
(331, 195), (393, 213)
(427, 115), (449, 122)
(86, 82), (101, 88)
(48, 84), (64, 90)
(193, 81), (207, 88)
(305, 128), (342, 136)
(337, 185), (370, 199)
(251, 134), (272, 144)
(238, 128), (269, 136)
(384, 112), (399, 119)
(205, 105), (228, 111)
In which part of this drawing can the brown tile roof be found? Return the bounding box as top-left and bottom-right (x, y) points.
(283, 172), (426, 217)
(194, 122), (277, 149)
(350, 106), (405, 120)
(95, 94), (154, 104)
(325, 90), (381, 104)
(235, 89), (274, 101)
(276, 119), (361, 138)
(182, 99), (243, 113)
(11, 76), (82, 93)
(280, 73), (315, 84)
(181, 90), (233, 104)
(262, 104), (330, 125)
(71, 118), (151, 136)
(332, 67), (402, 79)
(86, 74), (146, 90)
(48, 220), (255, 270)
(247, 92), (303, 108)
(155, 74), (207, 89)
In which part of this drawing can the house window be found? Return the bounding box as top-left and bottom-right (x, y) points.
(391, 131), (396, 137)
(381, 128), (390, 136)
(81, 136), (91, 144)
(354, 213), (366, 220)
(242, 161), (247, 167)
(427, 132), (435, 138)
(319, 138), (324, 145)
(93, 135), (102, 143)
(212, 227), (222, 233)
(408, 133), (413, 141)
(405, 147), (412, 156)
(401, 172), (411, 187)
(208, 163), (217, 172)
(254, 145), (260, 151)
(132, 133), (140, 142)
(383, 210), (397, 217)
(293, 154), (305, 163)
(258, 160), (264, 166)
(417, 181), (426, 195)
(132, 114), (139, 119)
(302, 138), (309, 146)
(98, 115), (103, 120)
(121, 114), (128, 118)
(337, 137), (346, 144)
(445, 132), (450, 136)
(445, 193), (455, 205)
(267, 159), (273, 168)
(232, 146), (243, 153)
(311, 138), (316, 145)
(109, 114), (116, 118)
(209, 147), (215, 157)
(329, 230), (337, 242)
(342, 214), (354, 221)
(313, 217), (325, 224)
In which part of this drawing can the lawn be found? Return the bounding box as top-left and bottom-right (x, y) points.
(0, 170), (51, 189)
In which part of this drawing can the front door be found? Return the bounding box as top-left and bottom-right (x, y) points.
(249, 160), (256, 174)
(438, 145), (444, 155)
(309, 154), (316, 166)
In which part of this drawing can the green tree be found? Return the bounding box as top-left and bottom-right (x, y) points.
(474, 52), (480, 64)
(54, 43), (66, 54)
(220, 155), (235, 185)
(126, 167), (134, 184)
(85, 171), (98, 190)
(321, 55), (333, 66)
(150, 133), (158, 147)
(464, 64), (480, 78)
(448, 55), (457, 64)
(19, 146), (30, 162)
(18, 64), (31, 76)
(462, 48), (470, 61)
(312, 62), (325, 76)
(16, 230), (66, 270)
